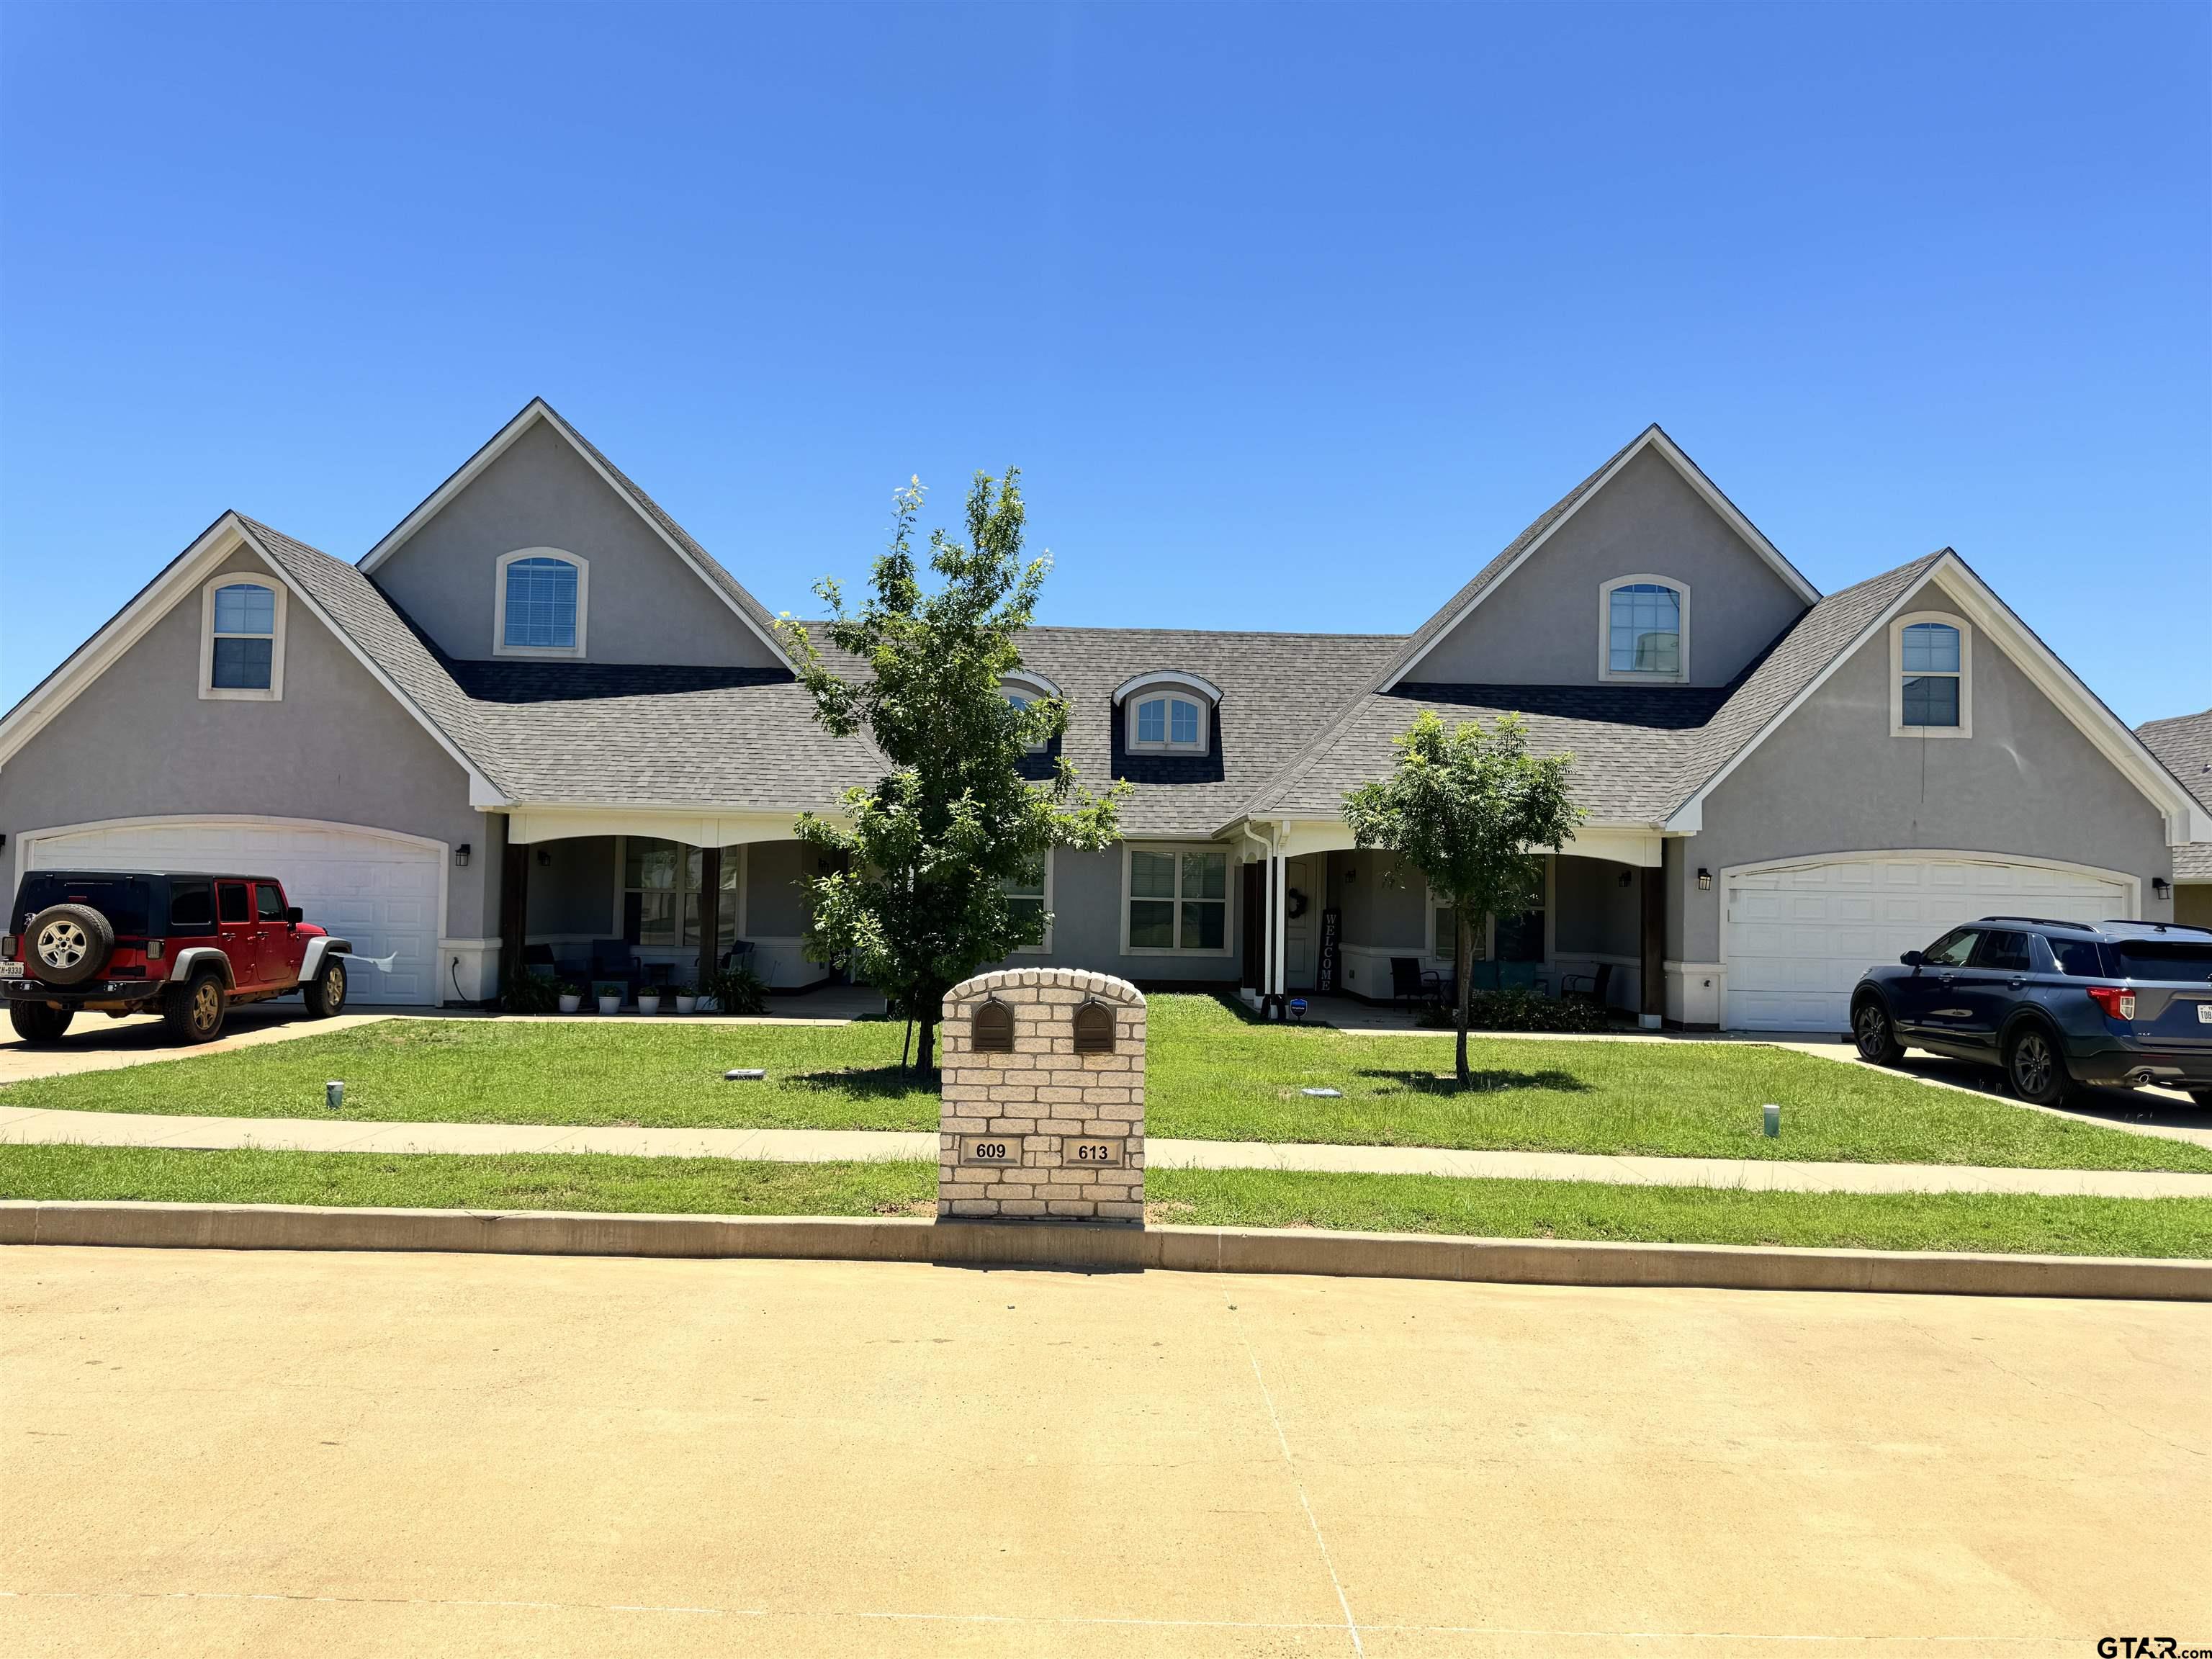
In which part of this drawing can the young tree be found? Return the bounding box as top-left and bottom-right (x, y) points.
(1341, 711), (1583, 1086)
(777, 470), (1123, 1071)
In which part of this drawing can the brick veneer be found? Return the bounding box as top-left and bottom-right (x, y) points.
(938, 968), (1146, 1224)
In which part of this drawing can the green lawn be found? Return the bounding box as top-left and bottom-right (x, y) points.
(5, 1143), (2206, 1259)
(4, 994), (2206, 1172)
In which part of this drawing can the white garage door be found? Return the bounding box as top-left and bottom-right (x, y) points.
(23, 819), (444, 1004)
(1724, 853), (2133, 1033)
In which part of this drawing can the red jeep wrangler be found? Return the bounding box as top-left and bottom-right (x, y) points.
(3, 871), (353, 1046)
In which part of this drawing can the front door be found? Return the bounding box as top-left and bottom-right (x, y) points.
(215, 881), (259, 991)
(1285, 857), (1318, 991)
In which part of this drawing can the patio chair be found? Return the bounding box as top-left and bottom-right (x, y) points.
(1388, 957), (1426, 1016)
(1561, 962), (1614, 1008)
(1465, 960), (1502, 994)
(1500, 961), (1548, 995)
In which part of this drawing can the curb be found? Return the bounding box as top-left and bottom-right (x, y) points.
(2, 1201), (2205, 1300)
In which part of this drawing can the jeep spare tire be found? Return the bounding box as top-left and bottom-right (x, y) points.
(25, 903), (113, 986)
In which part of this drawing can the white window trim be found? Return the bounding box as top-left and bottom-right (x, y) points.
(1003, 674), (1058, 755)
(611, 836), (750, 956)
(1425, 858), (1555, 967)
(1117, 670), (1218, 755)
(1119, 842), (1235, 956)
(1888, 610), (1972, 739)
(1007, 847), (1054, 954)
(494, 547), (589, 660)
(1597, 575), (1690, 683)
(198, 575), (287, 701)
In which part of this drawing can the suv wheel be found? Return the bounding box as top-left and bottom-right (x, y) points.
(9, 1002), (75, 1045)
(1853, 999), (1905, 1066)
(303, 956), (347, 1018)
(24, 903), (114, 987)
(2004, 1021), (2073, 1107)
(163, 969), (228, 1045)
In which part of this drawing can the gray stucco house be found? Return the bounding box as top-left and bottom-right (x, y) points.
(2141, 707), (2212, 932)
(3, 400), (2203, 1032)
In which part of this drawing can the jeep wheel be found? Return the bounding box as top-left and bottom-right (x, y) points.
(9, 1002), (75, 1046)
(24, 903), (114, 987)
(2004, 1022), (2073, 1108)
(164, 970), (228, 1045)
(303, 956), (348, 1018)
(1853, 999), (1905, 1066)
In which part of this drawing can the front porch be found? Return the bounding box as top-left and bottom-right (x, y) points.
(492, 814), (843, 1002)
(1233, 822), (1679, 1029)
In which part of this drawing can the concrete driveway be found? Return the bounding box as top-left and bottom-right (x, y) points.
(4, 1247), (2204, 1656)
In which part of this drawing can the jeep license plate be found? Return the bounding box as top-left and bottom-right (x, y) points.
(0, 961), (21, 979)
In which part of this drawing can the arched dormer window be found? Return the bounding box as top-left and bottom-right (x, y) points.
(495, 548), (588, 658)
(199, 575), (286, 701)
(1117, 670), (1220, 755)
(1598, 575), (1689, 682)
(1002, 671), (1061, 755)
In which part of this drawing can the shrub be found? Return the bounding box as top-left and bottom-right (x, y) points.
(1416, 990), (1611, 1034)
(591, 980), (626, 1004)
(703, 964), (768, 1016)
(501, 971), (562, 1015)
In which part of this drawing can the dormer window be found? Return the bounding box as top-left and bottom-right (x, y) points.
(1002, 672), (1060, 755)
(1599, 576), (1688, 681)
(199, 576), (285, 701)
(495, 548), (588, 658)
(1117, 671), (1220, 755)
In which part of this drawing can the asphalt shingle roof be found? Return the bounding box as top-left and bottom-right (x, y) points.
(2139, 707), (2212, 881)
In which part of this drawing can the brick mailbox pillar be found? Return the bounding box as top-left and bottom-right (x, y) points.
(938, 968), (1146, 1224)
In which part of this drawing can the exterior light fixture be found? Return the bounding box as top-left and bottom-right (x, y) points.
(537, 848), (553, 867)
(1617, 869), (1632, 888)
(1697, 868), (1712, 890)
(2153, 876), (2171, 899)
(455, 842), (472, 867)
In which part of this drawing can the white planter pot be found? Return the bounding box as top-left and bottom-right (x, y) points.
(558, 994), (582, 1014)
(596, 994), (621, 1015)
(637, 994), (662, 1016)
(674, 995), (698, 1015)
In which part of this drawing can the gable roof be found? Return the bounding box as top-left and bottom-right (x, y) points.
(1377, 424), (1820, 692)
(357, 397), (791, 668)
(0, 511), (509, 804)
(2139, 707), (2212, 881)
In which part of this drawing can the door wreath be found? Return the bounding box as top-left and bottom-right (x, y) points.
(1285, 887), (1310, 920)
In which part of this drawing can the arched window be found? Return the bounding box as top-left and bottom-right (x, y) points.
(1599, 576), (1688, 681)
(1117, 671), (1220, 755)
(495, 549), (588, 657)
(1890, 613), (1971, 737)
(199, 576), (286, 701)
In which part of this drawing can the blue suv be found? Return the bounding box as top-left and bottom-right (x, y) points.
(1850, 917), (2212, 1108)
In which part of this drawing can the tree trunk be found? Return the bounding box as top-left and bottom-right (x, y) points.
(914, 989), (940, 1074)
(1455, 907), (1474, 1086)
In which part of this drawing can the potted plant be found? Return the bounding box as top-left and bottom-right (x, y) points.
(672, 983), (697, 1015)
(637, 987), (662, 1016)
(557, 981), (583, 1015)
(593, 980), (624, 1016)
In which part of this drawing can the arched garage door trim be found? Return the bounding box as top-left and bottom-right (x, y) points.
(13, 815), (450, 1006)
(1720, 849), (2138, 1033)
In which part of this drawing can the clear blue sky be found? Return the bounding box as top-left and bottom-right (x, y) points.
(2, 3), (2206, 722)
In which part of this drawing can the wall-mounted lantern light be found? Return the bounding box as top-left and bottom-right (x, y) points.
(1697, 868), (1712, 890)
(2153, 876), (2172, 900)
(536, 847), (553, 868)
(1617, 869), (1632, 888)
(455, 842), (472, 868)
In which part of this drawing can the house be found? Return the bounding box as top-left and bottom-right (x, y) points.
(1, 400), (2203, 1032)
(2139, 708), (2212, 930)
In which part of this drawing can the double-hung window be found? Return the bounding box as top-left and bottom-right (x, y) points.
(1126, 846), (1228, 952)
(1890, 613), (1970, 737)
(495, 549), (587, 657)
(1599, 577), (1686, 680)
(201, 577), (284, 699)
(622, 839), (742, 949)
(1002, 852), (1051, 953)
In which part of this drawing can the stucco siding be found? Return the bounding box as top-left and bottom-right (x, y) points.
(1416, 448), (1807, 688)
(373, 420), (780, 670)
(744, 839), (819, 940)
(986, 844), (1244, 984)
(1553, 855), (1641, 957)
(1680, 577), (2176, 961)
(0, 548), (491, 940)
(525, 836), (617, 938)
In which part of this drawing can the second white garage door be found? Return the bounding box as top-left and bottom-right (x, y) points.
(22, 818), (445, 1004)
(1724, 853), (2134, 1033)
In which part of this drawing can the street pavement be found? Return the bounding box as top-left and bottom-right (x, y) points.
(4, 1245), (2204, 1656)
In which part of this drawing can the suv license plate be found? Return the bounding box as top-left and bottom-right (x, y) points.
(2198, 1004), (2212, 1025)
(0, 961), (21, 979)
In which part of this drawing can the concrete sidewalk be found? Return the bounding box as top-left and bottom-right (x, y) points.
(6, 1103), (2210, 1200)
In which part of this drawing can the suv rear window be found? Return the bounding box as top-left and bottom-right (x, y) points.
(2110, 941), (2212, 984)
(12, 875), (154, 936)
(168, 880), (216, 935)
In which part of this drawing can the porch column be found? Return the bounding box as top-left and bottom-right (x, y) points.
(1638, 864), (1665, 1030)
(498, 822), (529, 1001)
(1270, 852), (1288, 997)
(696, 844), (721, 993)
